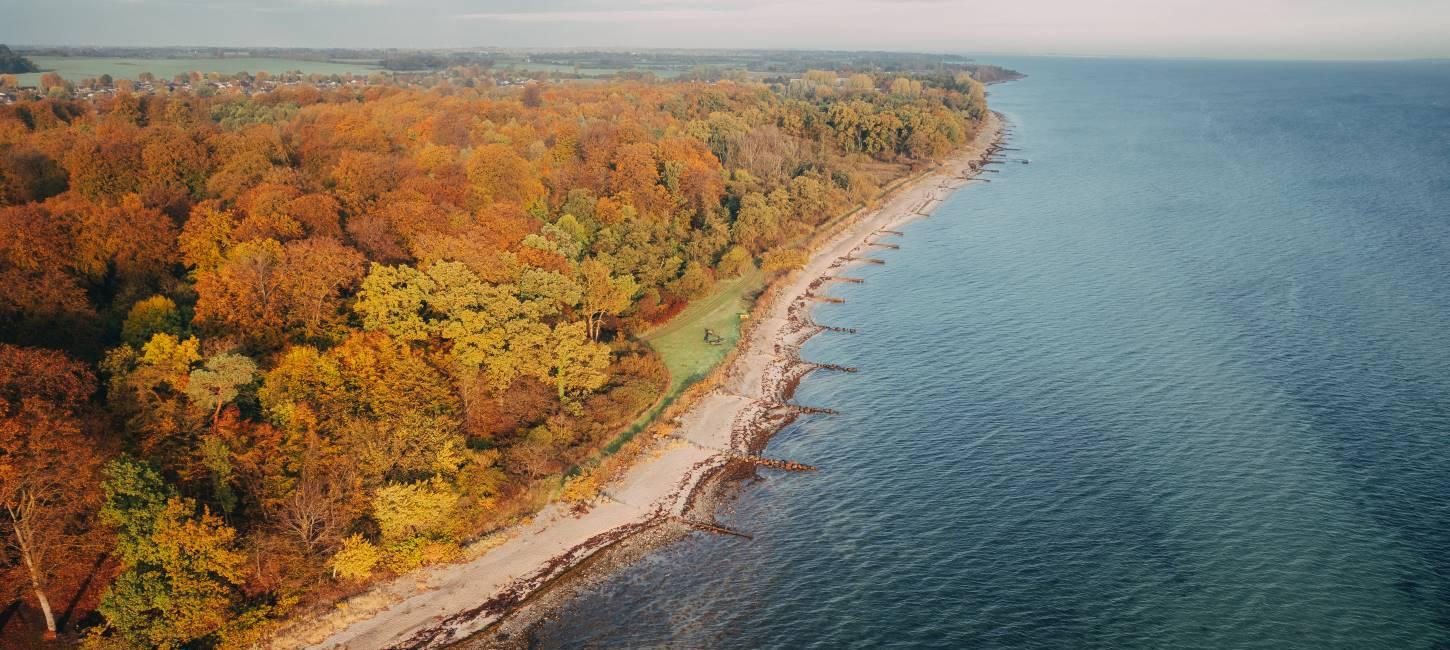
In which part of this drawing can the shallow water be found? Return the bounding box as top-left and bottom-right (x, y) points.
(531, 57), (1450, 649)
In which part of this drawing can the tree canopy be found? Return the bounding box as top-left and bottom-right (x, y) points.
(0, 45), (38, 74)
(0, 66), (992, 646)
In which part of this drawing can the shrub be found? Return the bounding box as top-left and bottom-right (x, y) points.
(331, 535), (381, 581)
(761, 248), (808, 273)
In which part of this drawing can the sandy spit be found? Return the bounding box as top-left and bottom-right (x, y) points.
(300, 111), (1006, 650)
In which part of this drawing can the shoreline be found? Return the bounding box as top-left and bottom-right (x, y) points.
(301, 111), (1006, 650)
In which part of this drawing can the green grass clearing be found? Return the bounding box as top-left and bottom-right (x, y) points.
(592, 268), (764, 456)
(642, 268), (765, 397)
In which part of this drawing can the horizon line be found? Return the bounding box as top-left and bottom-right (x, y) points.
(3, 43), (1447, 65)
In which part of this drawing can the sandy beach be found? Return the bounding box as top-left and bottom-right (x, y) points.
(297, 111), (1005, 650)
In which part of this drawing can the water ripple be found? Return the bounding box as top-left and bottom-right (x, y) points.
(531, 58), (1450, 650)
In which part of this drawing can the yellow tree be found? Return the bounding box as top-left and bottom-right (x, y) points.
(259, 332), (464, 487)
(179, 204), (239, 272)
(466, 143), (543, 207)
(98, 458), (248, 650)
(548, 322), (610, 403)
(578, 258), (637, 340)
(355, 261), (553, 389)
(102, 333), (202, 464)
(121, 295), (182, 348)
(331, 151), (397, 214)
(731, 191), (783, 254)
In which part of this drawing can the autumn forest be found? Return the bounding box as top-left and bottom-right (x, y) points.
(0, 64), (996, 647)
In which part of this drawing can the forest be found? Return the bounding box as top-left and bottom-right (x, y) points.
(0, 46), (39, 74)
(0, 65), (992, 647)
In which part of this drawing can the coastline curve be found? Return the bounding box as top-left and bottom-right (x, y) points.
(300, 111), (1007, 650)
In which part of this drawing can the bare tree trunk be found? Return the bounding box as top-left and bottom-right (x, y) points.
(587, 311), (602, 341)
(15, 524), (57, 636)
(32, 583), (57, 639)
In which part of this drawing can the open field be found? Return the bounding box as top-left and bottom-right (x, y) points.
(14, 56), (379, 85)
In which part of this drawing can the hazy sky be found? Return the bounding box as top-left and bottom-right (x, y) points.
(3, 0), (1449, 60)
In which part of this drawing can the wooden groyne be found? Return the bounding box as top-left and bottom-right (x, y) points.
(821, 275), (864, 284)
(877, 229), (905, 236)
(868, 242), (901, 250)
(846, 256), (886, 265)
(805, 294), (845, 304)
(794, 405), (838, 416)
(733, 455), (818, 472)
(821, 325), (857, 334)
(672, 517), (753, 540)
(812, 362), (857, 373)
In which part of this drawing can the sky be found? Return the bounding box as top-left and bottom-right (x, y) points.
(2, 0), (1449, 60)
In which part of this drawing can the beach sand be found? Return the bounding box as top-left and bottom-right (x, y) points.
(297, 111), (1005, 650)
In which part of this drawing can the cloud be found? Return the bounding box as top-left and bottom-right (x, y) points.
(460, 8), (733, 23)
(457, 0), (766, 21)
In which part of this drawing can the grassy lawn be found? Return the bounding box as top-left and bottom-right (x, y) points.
(594, 269), (764, 455)
(642, 268), (765, 397)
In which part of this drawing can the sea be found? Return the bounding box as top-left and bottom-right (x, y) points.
(528, 57), (1450, 649)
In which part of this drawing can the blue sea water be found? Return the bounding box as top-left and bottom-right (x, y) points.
(531, 58), (1450, 649)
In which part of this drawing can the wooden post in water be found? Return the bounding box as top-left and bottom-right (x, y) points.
(733, 455), (818, 472)
(813, 362), (858, 373)
(673, 516), (753, 539)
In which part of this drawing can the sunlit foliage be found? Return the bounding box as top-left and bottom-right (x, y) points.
(0, 67), (990, 645)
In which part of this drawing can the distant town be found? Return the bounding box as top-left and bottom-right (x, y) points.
(0, 44), (1018, 104)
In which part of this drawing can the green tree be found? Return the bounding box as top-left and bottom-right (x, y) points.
(0, 45), (39, 74)
(99, 491), (247, 649)
(731, 192), (783, 254)
(98, 458), (248, 648)
(98, 457), (172, 565)
(185, 353), (257, 428)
